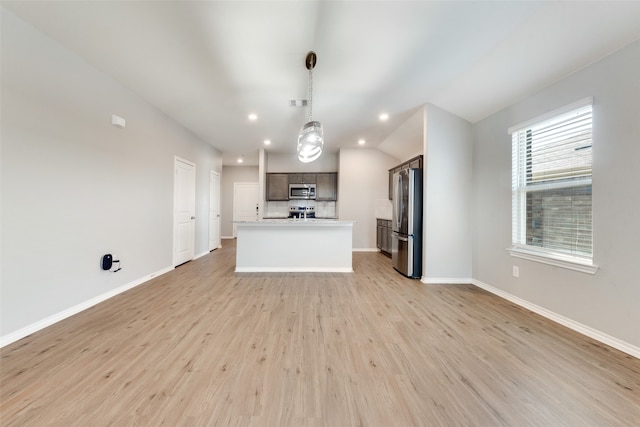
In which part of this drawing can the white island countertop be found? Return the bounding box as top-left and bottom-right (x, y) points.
(235, 219), (355, 226)
(234, 219), (355, 272)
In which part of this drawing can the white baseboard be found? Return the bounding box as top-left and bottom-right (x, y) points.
(0, 265), (174, 348)
(471, 279), (640, 359)
(353, 248), (380, 252)
(194, 250), (210, 260)
(422, 277), (473, 285)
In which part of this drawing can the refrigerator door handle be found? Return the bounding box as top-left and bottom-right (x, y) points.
(393, 234), (409, 242)
(393, 173), (402, 230)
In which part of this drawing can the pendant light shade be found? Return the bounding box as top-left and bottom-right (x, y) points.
(297, 121), (324, 163)
(297, 51), (323, 163)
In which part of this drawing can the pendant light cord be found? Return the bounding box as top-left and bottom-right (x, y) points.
(308, 68), (313, 122)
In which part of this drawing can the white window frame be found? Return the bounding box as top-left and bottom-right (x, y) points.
(507, 97), (598, 274)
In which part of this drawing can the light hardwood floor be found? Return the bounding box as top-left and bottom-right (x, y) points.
(1, 240), (639, 426)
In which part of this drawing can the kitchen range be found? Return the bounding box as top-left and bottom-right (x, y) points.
(288, 206), (315, 219)
(265, 200), (334, 220)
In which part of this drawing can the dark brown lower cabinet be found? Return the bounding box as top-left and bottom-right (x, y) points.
(376, 219), (392, 256)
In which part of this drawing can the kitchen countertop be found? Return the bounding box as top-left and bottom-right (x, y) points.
(235, 219), (354, 226)
(261, 217), (339, 220)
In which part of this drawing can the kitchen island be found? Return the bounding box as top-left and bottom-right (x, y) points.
(234, 219), (355, 272)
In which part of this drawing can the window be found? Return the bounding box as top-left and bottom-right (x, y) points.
(508, 97), (597, 273)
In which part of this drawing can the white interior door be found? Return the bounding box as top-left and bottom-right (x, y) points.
(233, 182), (259, 237)
(209, 170), (221, 251)
(174, 157), (196, 266)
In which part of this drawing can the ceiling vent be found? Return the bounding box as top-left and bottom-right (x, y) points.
(289, 99), (308, 107)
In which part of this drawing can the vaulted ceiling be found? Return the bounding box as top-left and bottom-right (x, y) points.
(4, 1), (640, 165)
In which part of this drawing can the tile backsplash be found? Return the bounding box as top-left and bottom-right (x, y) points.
(375, 198), (392, 220)
(265, 201), (337, 218)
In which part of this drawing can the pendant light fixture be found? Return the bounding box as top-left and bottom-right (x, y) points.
(297, 51), (324, 163)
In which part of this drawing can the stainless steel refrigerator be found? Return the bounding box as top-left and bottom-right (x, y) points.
(391, 168), (423, 278)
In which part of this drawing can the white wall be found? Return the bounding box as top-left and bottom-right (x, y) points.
(378, 107), (425, 161)
(0, 10), (222, 341)
(339, 149), (399, 250)
(220, 166), (259, 238)
(472, 40), (640, 349)
(423, 104), (473, 282)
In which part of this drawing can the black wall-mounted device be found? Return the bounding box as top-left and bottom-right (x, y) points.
(102, 254), (113, 270)
(102, 253), (121, 272)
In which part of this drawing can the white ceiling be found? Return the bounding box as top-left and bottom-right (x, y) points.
(4, 1), (640, 165)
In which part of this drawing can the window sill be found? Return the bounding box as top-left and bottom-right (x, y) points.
(507, 247), (599, 275)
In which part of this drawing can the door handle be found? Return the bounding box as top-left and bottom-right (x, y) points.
(191, 216), (196, 220)
(393, 234), (409, 242)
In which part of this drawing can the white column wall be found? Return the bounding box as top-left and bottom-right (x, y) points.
(423, 104), (473, 283)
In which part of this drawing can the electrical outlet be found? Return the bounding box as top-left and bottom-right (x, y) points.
(512, 266), (520, 278)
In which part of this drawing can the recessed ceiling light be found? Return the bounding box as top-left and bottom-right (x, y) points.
(264, 139), (271, 146)
(237, 157), (244, 163)
(248, 113), (258, 121)
(379, 113), (389, 121)
(358, 139), (366, 145)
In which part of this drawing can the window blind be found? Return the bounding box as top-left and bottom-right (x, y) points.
(511, 102), (593, 261)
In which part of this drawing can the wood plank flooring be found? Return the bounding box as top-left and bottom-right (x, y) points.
(1, 239), (639, 426)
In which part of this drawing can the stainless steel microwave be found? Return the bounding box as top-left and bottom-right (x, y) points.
(289, 183), (316, 199)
